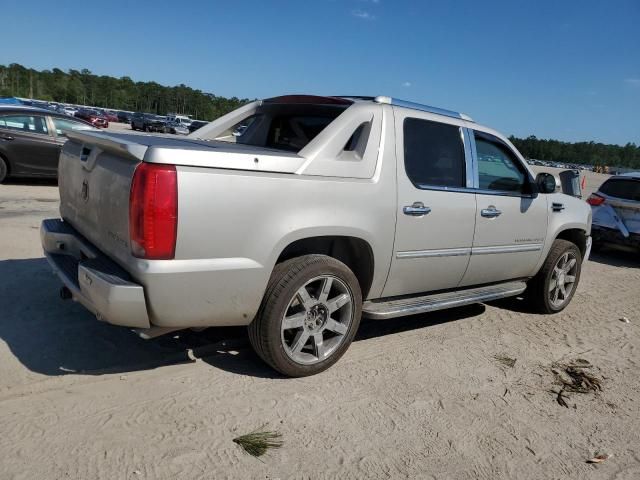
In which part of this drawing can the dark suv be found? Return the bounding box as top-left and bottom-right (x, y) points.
(131, 113), (165, 132)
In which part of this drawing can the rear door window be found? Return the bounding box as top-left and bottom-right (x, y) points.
(52, 117), (97, 138)
(403, 117), (466, 188)
(600, 179), (640, 201)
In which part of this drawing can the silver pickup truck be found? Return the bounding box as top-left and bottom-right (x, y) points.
(41, 95), (592, 376)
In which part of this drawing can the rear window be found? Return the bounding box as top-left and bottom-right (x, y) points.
(600, 179), (640, 201)
(206, 102), (348, 153)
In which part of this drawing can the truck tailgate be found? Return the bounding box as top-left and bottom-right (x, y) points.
(58, 132), (145, 267)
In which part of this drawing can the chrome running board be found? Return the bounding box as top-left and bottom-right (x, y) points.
(362, 281), (527, 320)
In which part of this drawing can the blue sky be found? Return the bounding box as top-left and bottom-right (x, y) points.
(2, 0), (639, 145)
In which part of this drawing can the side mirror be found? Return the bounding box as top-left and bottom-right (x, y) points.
(535, 172), (558, 194)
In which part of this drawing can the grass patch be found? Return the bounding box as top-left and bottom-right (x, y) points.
(233, 428), (283, 458)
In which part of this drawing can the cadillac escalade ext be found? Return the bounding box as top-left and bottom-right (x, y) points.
(41, 94), (592, 376)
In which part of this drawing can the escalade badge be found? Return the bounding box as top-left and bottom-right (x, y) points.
(81, 180), (89, 202)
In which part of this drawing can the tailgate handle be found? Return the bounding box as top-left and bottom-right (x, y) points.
(80, 146), (92, 162)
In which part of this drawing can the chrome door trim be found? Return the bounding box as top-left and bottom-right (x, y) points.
(464, 127), (479, 189)
(471, 243), (543, 255)
(396, 247), (471, 259)
(461, 128), (474, 189)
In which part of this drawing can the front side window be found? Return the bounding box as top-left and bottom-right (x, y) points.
(0, 115), (49, 135)
(475, 132), (528, 193)
(52, 117), (97, 137)
(403, 117), (465, 188)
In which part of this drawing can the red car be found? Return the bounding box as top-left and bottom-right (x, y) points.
(74, 108), (109, 128)
(100, 110), (119, 123)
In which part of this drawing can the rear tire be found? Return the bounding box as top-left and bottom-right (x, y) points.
(248, 255), (362, 377)
(0, 156), (7, 183)
(526, 239), (582, 313)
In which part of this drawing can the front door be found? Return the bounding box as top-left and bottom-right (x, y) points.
(459, 130), (548, 286)
(382, 112), (476, 297)
(0, 113), (59, 176)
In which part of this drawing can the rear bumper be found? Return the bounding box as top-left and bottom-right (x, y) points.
(41, 219), (150, 328)
(592, 225), (640, 250)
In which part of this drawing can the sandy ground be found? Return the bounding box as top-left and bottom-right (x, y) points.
(1, 167), (639, 479)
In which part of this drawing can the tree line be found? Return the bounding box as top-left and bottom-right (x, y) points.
(509, 135), (640, 169)
(0, 63), (249, 121)
(1, 63), (639, 168)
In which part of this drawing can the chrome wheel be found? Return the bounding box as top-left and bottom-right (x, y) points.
(281, 275), (354, 365)
(548, 251), (578, 309)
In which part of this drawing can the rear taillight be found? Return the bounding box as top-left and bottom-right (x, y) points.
(129, 163), (177, 259)
(587, 193), (605, 206)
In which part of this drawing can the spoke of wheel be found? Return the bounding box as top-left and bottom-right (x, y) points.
(565, 275), (576, 283)
(551, 287), (560, 303)
(290, 330), (310, 354)
(559, 253), (568, 269)
(313, 333), (325, 359)
(549, 278), (557, 292)
(297, 286), (315, 310)
(282, 312), (305, 330)
(324, 318), (348, 335)
(564, 258), (576, 273)
(559, 282), (567, 299)
(318, 277), (333, 304)
(327, 293), (350, 313)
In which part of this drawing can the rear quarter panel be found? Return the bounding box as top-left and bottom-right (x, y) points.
(141, 142), (397, 327)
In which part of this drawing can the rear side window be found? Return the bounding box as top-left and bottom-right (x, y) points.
(600, 179), (640, 201)
(403, 118), (465, 188)
(52, 117), (97, 137)
(0, 115), (49, 135)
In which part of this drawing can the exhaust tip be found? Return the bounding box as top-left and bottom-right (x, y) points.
(59, 286), (72, 300)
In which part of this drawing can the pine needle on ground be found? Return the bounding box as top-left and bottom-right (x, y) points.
(233, 428), (283, 458)
(494, 354), (517, 368)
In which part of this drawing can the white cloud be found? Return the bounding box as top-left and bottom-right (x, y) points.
(624, 78), (640, 86)
(352, 9), (375, 20)
(401, 81), (412, 87)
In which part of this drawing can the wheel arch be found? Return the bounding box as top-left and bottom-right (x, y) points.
(276, 235), (375, 299)
(555, 228), (589, 258)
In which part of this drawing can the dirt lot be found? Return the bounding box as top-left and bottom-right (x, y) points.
(1, 172), (639, 479)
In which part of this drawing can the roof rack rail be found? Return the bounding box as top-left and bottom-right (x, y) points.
(373, 96), (474, 122)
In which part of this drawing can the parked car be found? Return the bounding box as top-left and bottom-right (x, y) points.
(166, 114), (192, 127)
(117, 111), (132, 123)
(99, 110), (119, 123)
(0, 105), (97, 182)
(587, 173), (640, 251)
(131, 112), (164, 132)
(42, 94), (592, 377)
(74, 109), (108, 128)
(164, 120), (189, 135)
(188, 120), (208, 133)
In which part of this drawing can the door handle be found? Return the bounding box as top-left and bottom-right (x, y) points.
(0, 135), (14, 141)
(481, 206), (502, 218)
(403, 202), (431, 216)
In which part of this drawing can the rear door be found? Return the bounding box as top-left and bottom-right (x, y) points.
(0, 113), (59, 176)
(459, 130), (548, 287)
(382, 111), (476, 297)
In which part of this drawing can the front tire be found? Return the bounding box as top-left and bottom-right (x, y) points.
(249, 255), (362, 377)
(0, 156), (7, 183)
(526, 239), (582, 313)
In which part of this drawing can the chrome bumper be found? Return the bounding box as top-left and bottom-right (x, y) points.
(40, 219), (150, 328)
